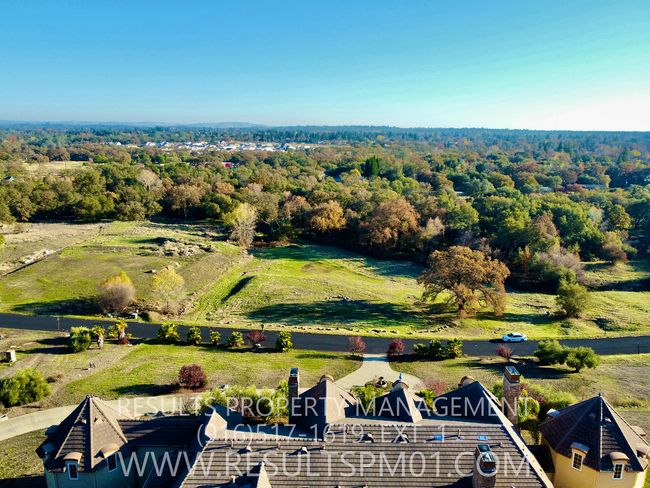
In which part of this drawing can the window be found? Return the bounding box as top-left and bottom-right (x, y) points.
(613, 463), (623, 480)
(68, 463), (79, 480)
(572, 452), (583, 471)
(107, 454), (117, 472)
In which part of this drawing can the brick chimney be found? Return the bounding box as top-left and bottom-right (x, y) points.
(473, 444), (497, 488)
(502, 366), (521, 428)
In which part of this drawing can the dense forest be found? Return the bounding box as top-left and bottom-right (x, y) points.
(1, 126), (649, 295)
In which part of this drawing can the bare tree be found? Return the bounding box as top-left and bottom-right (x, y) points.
(97, 272), (135, 314)
(136, 169), (162, 192)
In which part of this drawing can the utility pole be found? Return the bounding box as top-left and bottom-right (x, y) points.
(57, 317), (60, 332)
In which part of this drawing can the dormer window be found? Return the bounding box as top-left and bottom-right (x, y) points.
(570, 442), (589, 471)
(67, 462), (79, 480)
(613, 463), (623, 480)
(62, 452), (82, 480)
(107, 453), (117, 472)
(609, 452), (629, 480)
(572, 452), (583, 471)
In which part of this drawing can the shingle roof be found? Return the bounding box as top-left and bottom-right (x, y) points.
(173, 423), (550, 488)
(36, 395), (135, 473)
(539, 395), (649, 472)
(432, 381), (503, 424)
(373, 387), (428, 423)
(119, 417), (204, 447)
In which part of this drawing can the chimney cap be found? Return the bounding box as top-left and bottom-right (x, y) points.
(504, 366), (520, 382)
(290, 368), (299, 377)
(475, 444), (497, 471)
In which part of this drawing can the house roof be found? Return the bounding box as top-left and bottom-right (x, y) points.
(432, 380), (504, 424)
(539, 395), (649, 472)
(119, 417), (204, 447)
(373, 386), (428, 423)
(170, 422), (550, 488)
(36, 395), (136, 473)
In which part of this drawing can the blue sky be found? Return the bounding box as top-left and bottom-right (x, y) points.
(1, 0), (649, 130)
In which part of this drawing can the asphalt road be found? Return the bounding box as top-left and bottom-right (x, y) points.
(1, 312), (649, 356)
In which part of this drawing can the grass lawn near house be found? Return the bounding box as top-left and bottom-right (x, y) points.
(392, 353), (650, 432)
(0, 428), (47, 486)
(0, 327), (361, 415)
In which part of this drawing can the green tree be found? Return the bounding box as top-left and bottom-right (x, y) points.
(152, 268), (185, 313)
(275, 331), (293, 352)
(363, 156), (381, 178)
(69, 327), (92, 352)
(534, 340), (569, 365)
(566, 347), (600, 372)
(115, 319), (128, 341)
(157, 323), (180, 343)
(209, 331), (221, 345)
(0, 369), (50, 407)
(187, 327), (202, 344)
(227, 331), (244, 348)
(556, 281), (590, 318)
(91, 325), (105, 349)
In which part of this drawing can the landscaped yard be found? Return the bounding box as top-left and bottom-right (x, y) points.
(1, 221), (649, 340)
(392, 353), (650, 432)
(0, 327), (361, 416)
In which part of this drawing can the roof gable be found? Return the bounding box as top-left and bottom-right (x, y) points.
(539, 395), (649, 472)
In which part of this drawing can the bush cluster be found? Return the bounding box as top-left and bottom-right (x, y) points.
(534, 340), (600, 372)
(0, 369), (50, 407)
(413, 338), (463, 359)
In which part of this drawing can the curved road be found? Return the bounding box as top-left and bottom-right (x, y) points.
(1, 313), (649, 356)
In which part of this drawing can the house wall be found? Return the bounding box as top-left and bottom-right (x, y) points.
(132, 446), (189, 487)
(45, 459), (136, 488)
(541, 438), (646, 488)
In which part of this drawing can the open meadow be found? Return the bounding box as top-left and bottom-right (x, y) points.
(1, 221), (649, 340)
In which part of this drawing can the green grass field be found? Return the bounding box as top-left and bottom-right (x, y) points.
(0, 428), (47, 486)
(1, 222), (649, 340)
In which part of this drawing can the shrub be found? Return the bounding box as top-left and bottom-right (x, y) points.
(534, 340), (569, 365)
(422, 377), (446, 396)
(187, 327), (202, 344)
(412, 339), (461, 359)
(107, 324), (119, 339)
(209, 331), (221, 345)
(566, 347), (600, 372)
(387, 339), (405, 357)
(47, 372), (64, 383)
(97, 271), (135, 314)
(178, 364), (207, 389)
(227, 331), (244, 348)
(246, 330), (267, 346)
(0, 235), (4, 246)
(157, 323), (180, 343)
(496, 344), (514, 361)
(347, 336), (366, 356)
(0, 369), (50, 407)
(90, 325), (105, 340)
(556, 280), (590, 318)
(118, 336), (130, 345)
(68, 327), (92, 352)
(275, 331), (293, 352)
(445, 338), (463, 358)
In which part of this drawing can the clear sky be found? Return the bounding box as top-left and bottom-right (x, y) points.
(1, 0), (649, 130)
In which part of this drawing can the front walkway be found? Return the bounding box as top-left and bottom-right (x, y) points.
(336, 354), (424, 391)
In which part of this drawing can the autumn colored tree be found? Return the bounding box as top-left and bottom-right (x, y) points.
(309, 200), (346, 233)
(347, 336), (366, 356)
(246, 330), (267, 346)
(230, 202), (257, 247)
(496, 344), (514, 361)
(168, 184), (205, 219)
(96, 271), (135, 314)
(387, 339), (405, 357)
(152, 268), (185, 313)
(358, 198), (420, 254)
(178, 364), (207, 388)
(418, 246), (510, 316)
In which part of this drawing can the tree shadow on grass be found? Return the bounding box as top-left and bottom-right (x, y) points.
(17, 337), (69, 356)
(11, 299), (95, 316)
(248, 300), (432, 327)
(108, 383), (176, 397)
(250, 244), (424, 280)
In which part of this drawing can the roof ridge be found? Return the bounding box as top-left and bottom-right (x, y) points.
(52, 396), (89, 463)
(601, 397), (649, 447)
(552, 396), (596, 451)
(91, 397), (130, 446)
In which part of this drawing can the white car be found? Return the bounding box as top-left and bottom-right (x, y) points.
(502, 332), (527, 342)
